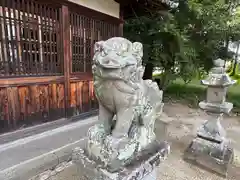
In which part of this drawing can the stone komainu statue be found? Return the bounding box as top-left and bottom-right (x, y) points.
(87, 37), (166, 172)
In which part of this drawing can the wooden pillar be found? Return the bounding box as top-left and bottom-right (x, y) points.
(62, 5), (71, 117)
(119, 6), (124, 36)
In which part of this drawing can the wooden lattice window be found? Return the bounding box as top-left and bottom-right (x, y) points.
(70, 12), (120, 73)
(0, 0), (63, 77)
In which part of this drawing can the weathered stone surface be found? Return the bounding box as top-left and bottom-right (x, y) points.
(197, 113), (226, 143)
(71, 37), (170, 179)
(201, 59), (236, 87)
(184, 137), (233, 177)
(86, 37), (168, 172)
(184, 58), (236, 177)
(199, 101), (233, 114)
(206, 87), (227, 104)
(72, 141), (170, 180)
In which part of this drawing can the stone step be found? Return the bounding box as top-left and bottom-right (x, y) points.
(0, 116), (97, 180)
(0, 110), (98, 145)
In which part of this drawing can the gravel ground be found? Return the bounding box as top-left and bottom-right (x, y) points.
(155, 103), (240, 180)
(33, 103), (240, 180)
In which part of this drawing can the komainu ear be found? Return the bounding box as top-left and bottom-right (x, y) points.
(132, 42), (143, 58)
(94, 41), (104, 53)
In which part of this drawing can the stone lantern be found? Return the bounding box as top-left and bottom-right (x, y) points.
(184, 58), (236, 177)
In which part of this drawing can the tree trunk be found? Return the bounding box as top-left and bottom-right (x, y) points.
(231, 42), (239, 76)
(232, 60), (237, 76)
(224, 37), (229, 68)
(143, 63), (153, 80)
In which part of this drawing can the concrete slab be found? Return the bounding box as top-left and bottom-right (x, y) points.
(0, 139), (88, 180)
(0, 110), (98, 145)
(0, 116), (98, 180)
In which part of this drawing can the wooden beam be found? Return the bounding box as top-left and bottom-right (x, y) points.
(62, 5), (71, 117)
(70, 73), (93, 82)
(0, 76), (64, 87)
(32, 0), (123, 24)
(67, 1), (123, 25)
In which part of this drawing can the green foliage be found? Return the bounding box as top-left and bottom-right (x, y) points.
(124, 9), (197, 89)
(124, 0), (240, 89)
(164, 82), (205, 108)
(228, 61), (236, 75)
(229, 6), (240, 41)
(226, 61), (240, 84)
(164, 79), (240, 113)
(176, 0), (239, 70)
(226, 61), (233, 73)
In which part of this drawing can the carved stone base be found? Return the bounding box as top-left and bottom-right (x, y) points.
(184, 137), (234, 177)
(199, 101), (233, 114)
(197, 115), (226, 143)
(72, 141), (170, 180)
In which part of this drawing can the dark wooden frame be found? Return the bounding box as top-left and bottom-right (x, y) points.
(0, 0), (123, 133)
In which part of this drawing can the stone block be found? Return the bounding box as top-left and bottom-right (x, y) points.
(206, 87), (227, 104)
(72, 141), (170, 180)
(199, 101), (233, 114)
(184, 137), (234, 177)
(197, 114), (226, 143)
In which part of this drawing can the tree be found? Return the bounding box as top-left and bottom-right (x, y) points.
(124, 5), (196, 88)
(124, 0), (240, 89)
(232, 41), (240, 75)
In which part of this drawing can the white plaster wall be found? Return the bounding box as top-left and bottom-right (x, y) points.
(68, 0), (120, 18)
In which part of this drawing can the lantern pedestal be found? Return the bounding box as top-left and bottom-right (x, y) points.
(184, 58), (236, 177)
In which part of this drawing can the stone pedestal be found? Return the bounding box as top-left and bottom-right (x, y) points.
(72, 141), (170, 180)
(184, 137), (233, 176)
(184, 58), (236, 177)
